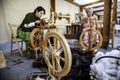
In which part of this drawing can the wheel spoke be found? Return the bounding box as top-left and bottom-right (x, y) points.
(56, 55), (65, 62)
(45, 48), (52, 53)
(55, 57), (62, 71)
(48, 39), (53, 50)
(33, 35), (36, 38)
(33, 38), (37, 42)
(60, 57), (65, 62)
(34, 41), (38, 46)
(56, 47), (63, 55)
(45, 55), (51, 67)
(52, 54), (55, 72)
(56, 46), (62, 52)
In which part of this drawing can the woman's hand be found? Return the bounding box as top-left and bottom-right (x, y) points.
(35, 20), (40, 24)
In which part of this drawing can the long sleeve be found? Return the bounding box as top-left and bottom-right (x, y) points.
(17, 12), (39, 41)
(18, 12), (39, 29)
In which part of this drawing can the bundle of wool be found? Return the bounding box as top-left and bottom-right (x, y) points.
(90, 50), (120, 80)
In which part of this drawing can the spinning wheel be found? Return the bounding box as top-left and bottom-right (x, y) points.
(79, 29), (103, 51)
(43, 31), (72, 79)
(30, 28), (43, 50)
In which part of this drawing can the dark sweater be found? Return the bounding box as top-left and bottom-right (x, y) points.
(17, 12), (39, 41)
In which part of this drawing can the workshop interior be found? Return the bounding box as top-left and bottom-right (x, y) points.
(0, 0), (120, 80)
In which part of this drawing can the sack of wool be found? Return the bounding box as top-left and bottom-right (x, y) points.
(105, 69), (117, 76)
(117, 70), (120, 80)
(92, 51), (104, 63)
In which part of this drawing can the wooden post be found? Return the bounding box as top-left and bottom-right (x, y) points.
(50, 0), (56, 23)
(79, 6), (83, 21)
(50, 0), (56, 12)
(102, 0), (112, 49)
(112, 0), (118, 21)
(109, 0), (118, 47)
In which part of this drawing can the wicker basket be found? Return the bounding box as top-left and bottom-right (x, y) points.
(0, 51), (7, 69)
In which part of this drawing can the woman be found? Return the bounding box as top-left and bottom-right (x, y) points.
(79, 8), (99, 48)
(17, 6), (45, 57)
(76, 8), (97, 40)
(83, 8), (97, 29)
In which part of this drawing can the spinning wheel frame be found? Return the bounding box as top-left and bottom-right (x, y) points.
(43, 31), (72, 78)
(79, 29), (103, 51)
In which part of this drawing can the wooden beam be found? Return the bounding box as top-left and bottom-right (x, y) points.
(102, 0), (112, 49)
(94, 9), (104, 12)
(92, 4), (104, 8)
(65, 0), (80, 7)
(66, 0), (104, 8)
(65, 0), (105, 13)
(94, 7), (114, 13)
(81, 0), (104, 7)
(80, 6), (84, 11)
(50, 0), (56, 12)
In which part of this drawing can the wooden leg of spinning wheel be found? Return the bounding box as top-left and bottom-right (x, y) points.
(57, 77), (61, 80)
(35, 50), (38, 60)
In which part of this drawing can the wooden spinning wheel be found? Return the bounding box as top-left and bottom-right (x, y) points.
(79, 29), (103, 51)
(43, 31), (72, 79)
(30, 28), (43, 50)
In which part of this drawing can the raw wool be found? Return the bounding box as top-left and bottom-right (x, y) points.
(32, 53), (47, 68)
(62, 49), (93, 80)
(0, 51), (7, 69)
(117, 61), (120, 80)
(117, 71), (120, 80)
(90, 50), (120, 80)
(92, 51), (104, 63)
(105, 50), (120, 57)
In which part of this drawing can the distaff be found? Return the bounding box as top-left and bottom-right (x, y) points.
(88, 19), (94, 51)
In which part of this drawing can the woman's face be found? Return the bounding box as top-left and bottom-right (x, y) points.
(86, 10), (93, 17)
(35, 10), (45, 19)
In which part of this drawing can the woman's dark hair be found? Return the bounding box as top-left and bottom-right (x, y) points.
(34, 6), (45, 14)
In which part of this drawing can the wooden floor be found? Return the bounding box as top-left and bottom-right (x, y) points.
(0, 42), (40, 80)
(0, 33), (120, 80)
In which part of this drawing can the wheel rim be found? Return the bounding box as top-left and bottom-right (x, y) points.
(30, 28), (43, 50)
(79, 29), (103, 51)
(43, 31), (72, 77)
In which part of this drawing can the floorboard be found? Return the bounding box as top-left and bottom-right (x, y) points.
(0, 33), (120, 80)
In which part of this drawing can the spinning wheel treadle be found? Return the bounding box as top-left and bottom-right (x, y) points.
(79, 29), (103, 51)
(43, 31), (72, 78)
(30, 28), (43, 50)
